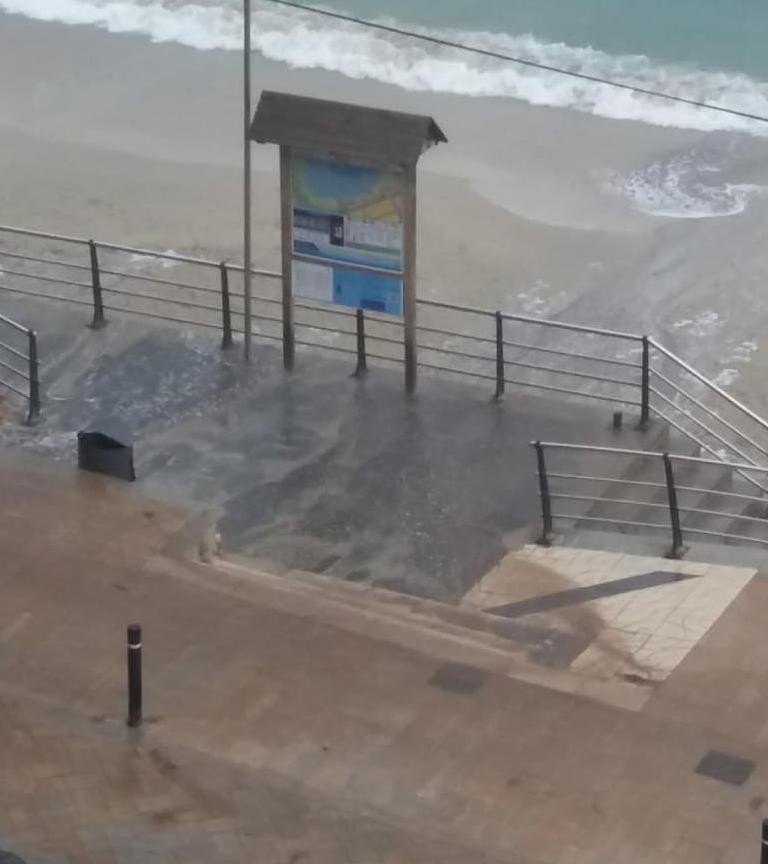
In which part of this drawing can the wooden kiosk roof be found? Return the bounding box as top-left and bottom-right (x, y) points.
(249, 91), (447, 165)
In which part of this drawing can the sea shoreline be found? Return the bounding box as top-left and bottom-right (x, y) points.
(3, 11), (768, 406)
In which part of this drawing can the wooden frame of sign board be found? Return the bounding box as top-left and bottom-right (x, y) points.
(250, 91), (447, 394)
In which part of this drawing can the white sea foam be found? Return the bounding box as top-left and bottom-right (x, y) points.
(4, 0), (768, 134)
(605, 141), (768, 218)
(714, 368), (740, 387)
(129, 250), (180, 269)
(672, 311), (722, 336)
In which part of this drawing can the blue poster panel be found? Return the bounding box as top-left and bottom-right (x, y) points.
(291, 156), (404, 317)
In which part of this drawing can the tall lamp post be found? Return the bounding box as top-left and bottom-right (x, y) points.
(243, 0), (253, 360)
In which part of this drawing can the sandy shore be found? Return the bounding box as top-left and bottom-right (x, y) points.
(3, 11), (768, 405)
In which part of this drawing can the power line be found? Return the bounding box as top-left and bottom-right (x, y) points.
(261, 0), (768, 126)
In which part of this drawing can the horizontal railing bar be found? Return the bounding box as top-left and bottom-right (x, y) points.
(367, 351), (402, 365)
(683, 525), (768, 546)
(103, 303), (222, 330)
(548, 472), (666, 490)
(294, 320), (355, 337)
(0, 356), (28, 379)
(645, 408), (768, 495)
(506, 358), (636, 387)
(538, 435), (768, 477)
(235, 327), (283, 342)
(225, 292), (281, 308)
(0, 249), (91, 271)
(649, 405), (729, 470)
(649, 337), (768, 436)
(650, 365), (768, 462)
(419, 360), (496, 381)
(0, 339), (28, 361)
(294, 318), (402, 347)
(417, 323), (494, 344)
(512, 379), (639, 405)
(100, 267), (221, 295)
(295, 299), (403, 332)
(293, 252), (403, 279)
(551, 492), (669, 510)
(0, 312), (30, 335)
(0, 377), (27, 398)
(0, 267), (91, 291)
(239, 311), (283, 326)
(418, 343), (494, 363)
(535, 441), (659, 459)
(0, 224), (89, 245)
(650, 386), (758, 469)
(423, 298), (641, 340)
(361, 331), (403, 347)
(227, 262), (283, 279)
(101, 285), (221, 314)
(295, 338), (357, 356)
(678, 505), (767, 525)
(0, 284), (93, 309)
(294, 299), (349, 316)
(503, 338), (642, 368)
(551, 513), (670, 531)
(675, 485), (767, 506)
(419, 298), (495, 319)
(502, 311), (641, 341)
(96, 241), (220, 269)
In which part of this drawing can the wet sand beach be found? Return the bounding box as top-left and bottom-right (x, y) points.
(2, 12), (768, 409)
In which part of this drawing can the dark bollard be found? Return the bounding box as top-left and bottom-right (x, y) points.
(127, 624), (142, 728)
(613, 410), (623, 431)
(761, 819), (768, 864)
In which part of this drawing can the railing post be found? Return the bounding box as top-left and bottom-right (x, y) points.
(639, 335), (650, 429)
(354, 308), (367, 377)
(26, 329), (41, 426)
(662, 453), (685, 559)
(535, 441), (554, 546)
(127, 623), (142, 728)
(219, 262), (233, 350)
(88, 240), (106, 329)
(494, 311), (505, 402)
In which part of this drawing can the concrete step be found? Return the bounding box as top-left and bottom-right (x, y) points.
(151, 552), (653, 712)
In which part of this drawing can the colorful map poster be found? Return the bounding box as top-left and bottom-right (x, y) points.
(291, 155), (404, 316)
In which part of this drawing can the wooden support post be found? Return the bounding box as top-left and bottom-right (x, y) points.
(280, 145), (295, 371)
(403, 164), (417, 395)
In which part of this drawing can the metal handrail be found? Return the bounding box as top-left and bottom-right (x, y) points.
(650, 337), (768, 435)
(0, 312), (40, 424)
(535, 439), (768, 473)
(0, 249), (92, 271)
(3, 222), (768, 478)
(0, 311), (30, 334)
(97, 240), (222, 269)
(533, 440), (768, 557)
(0, 224), (88, 245)
(504, 338), (642, 369)
(650, 385), (758, 468)
(650, 365), (768, 463)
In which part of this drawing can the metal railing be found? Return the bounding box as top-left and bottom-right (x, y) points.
(533, 441), (768, 557)
(0, 311), (40, 425)
(2, 223), (768, 476)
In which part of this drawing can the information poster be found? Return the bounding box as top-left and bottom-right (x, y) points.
(291, 155), (404, 316)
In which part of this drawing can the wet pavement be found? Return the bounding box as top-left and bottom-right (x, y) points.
(0, 294), (644, 600)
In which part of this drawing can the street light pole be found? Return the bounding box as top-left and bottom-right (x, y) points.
(243, 0), (253, 361)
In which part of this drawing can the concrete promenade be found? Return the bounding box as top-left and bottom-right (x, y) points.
(1, 451), (767, 863)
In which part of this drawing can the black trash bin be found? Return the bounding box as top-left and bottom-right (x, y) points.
(77, 422), (135, 481)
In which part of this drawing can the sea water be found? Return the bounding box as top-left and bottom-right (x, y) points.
(3, 0), (768, 216)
